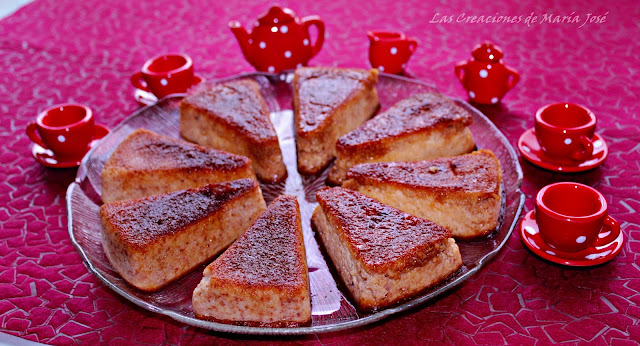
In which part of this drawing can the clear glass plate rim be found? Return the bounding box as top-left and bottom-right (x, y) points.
(66, 71), (525, 335)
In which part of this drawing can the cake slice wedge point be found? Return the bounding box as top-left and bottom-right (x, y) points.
(100, 179), (266, 292)
(180, 79), (287, 183)
(192, 195), (311, 327)
(312, 187), (462, 311)
(101, 129), (255, 203)
(328, 92), (475, 184)
(294, 67), (379, 175)
(343, 150), (503, 238)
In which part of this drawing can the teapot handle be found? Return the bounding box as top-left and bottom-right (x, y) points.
(454, 61), (467, 83)
(302, 16), (325, 57)
(506, 66), (520, 89)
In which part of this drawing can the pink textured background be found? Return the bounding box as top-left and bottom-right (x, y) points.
(1, 0), (639, 344)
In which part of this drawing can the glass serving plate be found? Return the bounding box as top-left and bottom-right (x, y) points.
(66, 72), (525, 335)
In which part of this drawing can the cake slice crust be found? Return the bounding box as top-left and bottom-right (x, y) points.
(328, 92), (475, 184)
(101, 129), (254, 203)
(180, 79), (287, 183)
(100, 179), (266, 292)
(312, 187), (462, 310)
(192, 195), (311, 327)
(294, 67), (379, 175)
(343, 150), (503, 238)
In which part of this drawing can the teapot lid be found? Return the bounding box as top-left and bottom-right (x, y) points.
(257, 6), (296, 25)
(471, 41), (504, 62)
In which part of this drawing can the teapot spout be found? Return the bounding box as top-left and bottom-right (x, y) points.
(228, 21), (253, 63)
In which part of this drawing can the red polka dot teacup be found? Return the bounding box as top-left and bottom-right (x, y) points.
(535, 182), (620, 253)
(131, 53), (194, 99)
(26, 103), (95, 160)
(534, 103), (596, 161)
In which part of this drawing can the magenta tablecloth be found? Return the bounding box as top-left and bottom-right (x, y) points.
(1, 0), (639, 344)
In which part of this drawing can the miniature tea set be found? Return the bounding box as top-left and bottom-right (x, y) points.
(517, 102), (608, 172)
(515, 101), (616, 265)
(229, 6), (325, 73)
(451, 41), (617, 265)
(367, 31), (418, 74)
(455, 41), (520, 105)
(26, 103), (110, 168)
(131, 53), (205, 106)
(25, 5), (621, 266)
(519, 182), (622, 266)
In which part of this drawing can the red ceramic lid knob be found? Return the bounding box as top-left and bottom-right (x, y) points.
(471, 41), (504, 62)
(257, 6), (296, 25)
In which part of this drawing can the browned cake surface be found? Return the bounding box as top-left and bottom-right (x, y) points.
(294, 67), (378, 133)
(342, 150), (503, 238)
(313, 187), (462, 310)
(100, 179), (266, 292)
(315, 187), (450, 272)
(102, 180), (254, 248)
(193, 195), (311, 327)
(181, 79), (277, 144)
(294, 67), (379, 174)
(101, 129), (254, 202)
(336, 92), (472, 148)
(345, 150), (501, 194)
(328, 92), (475, 184)
(180, 79), (286, 183)
(105, 129), (251, 173)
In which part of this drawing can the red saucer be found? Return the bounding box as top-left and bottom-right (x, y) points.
(520, 210), (623, 266)
(134, 75), (204, 106)
(518, 128), (608, 172)
(31, 124), (110, 168)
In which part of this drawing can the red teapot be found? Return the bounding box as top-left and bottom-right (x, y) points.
(454, 41), (520, 105)
(229, 6), (325, 73)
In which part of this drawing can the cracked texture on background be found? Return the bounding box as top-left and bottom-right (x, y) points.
(0, 0), (639, 343)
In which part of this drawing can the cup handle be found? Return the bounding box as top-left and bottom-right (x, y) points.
(506, 66), (520, 89)
(570, 135), (594, 161)
(26, 123), (48, 149)
(454, 61), (467, 83)
(131, 72), (150, 91)
(594, 215), (620, 247)
(302, 16), (325, 57)
(407, 38), (418, 53)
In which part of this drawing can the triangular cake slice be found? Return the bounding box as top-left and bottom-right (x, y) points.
(180, 79), (287, 183)
(343, 150), (503, 238)
(100, 179), (266, 292)
(101, 129), (255, 203)
(193, 195), (311, 327)
(328, 92), (475, 184)
(294, 67), (379, 175)
(312, 187), (462, 311)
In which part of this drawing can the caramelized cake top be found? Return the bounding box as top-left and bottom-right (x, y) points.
(315, 187), (451, 273)
(180, 79), (277, 143)
(203, 195), (307, 291)
(100, 179), (257, 248)
(345, 150), (502, 194)
(294, 67), (378, 133)
(337, 92), (472, 148)
(104, 129), (250, 172)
